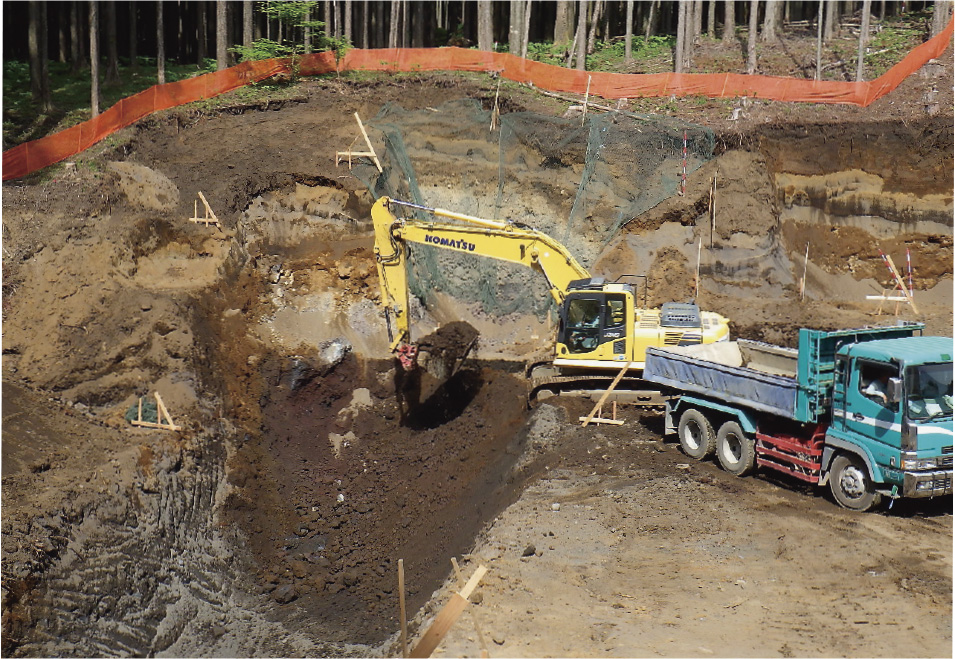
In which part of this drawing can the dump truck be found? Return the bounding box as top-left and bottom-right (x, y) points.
(643, 324), (953, 510)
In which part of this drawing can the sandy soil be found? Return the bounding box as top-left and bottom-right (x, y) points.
(2, 39), (952, 657)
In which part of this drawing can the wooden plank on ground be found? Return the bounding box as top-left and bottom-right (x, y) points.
(581, 362), (633, 427)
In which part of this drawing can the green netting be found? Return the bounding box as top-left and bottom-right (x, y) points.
(352, 97), (714, 320)
(125, 398), (159, 424)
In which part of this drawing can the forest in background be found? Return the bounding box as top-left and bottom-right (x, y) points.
(4, 1), (952, 148)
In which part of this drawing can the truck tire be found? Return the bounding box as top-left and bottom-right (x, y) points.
(716, 421), (755, 476)
(677, 409), (715, 460)
(828, 453), (882, 512)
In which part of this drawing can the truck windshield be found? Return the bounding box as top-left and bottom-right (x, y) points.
(905, 363), (954, 421)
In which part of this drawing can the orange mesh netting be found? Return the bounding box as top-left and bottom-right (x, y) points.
(3, 18), (951, 181)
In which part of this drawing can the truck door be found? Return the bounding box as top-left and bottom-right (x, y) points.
(557, 293), (631, 362)
(843, 358), (903, 467)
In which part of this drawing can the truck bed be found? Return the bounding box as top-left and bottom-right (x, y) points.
(644, 340), (801, 420)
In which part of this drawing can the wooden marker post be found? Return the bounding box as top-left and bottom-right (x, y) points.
(399, 559), (408, 658)
(409, 566), (487, 659)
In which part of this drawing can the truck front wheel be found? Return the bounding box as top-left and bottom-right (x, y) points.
(678, 409), (715, 459)
(828, 453), (882, 511)
(716, 421), (755, 476)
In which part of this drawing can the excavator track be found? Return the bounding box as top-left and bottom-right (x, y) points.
(527, 371), (669, 406)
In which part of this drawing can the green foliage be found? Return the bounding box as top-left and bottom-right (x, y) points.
(587, 35), (674, 70)
(230, 1), (350, 73)
(526, 41), (572, 66)
(864, 24), (922, 77)
(230, 38), (298, 62)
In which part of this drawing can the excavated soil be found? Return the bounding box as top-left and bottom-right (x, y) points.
(2, 55), (953, 657)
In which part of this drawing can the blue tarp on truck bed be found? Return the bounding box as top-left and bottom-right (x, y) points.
(644, 344), (800, 420)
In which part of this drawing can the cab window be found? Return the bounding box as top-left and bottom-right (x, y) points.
(858, 362), (898, 411)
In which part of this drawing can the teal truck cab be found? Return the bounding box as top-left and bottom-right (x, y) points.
(643, 324), (953, 511)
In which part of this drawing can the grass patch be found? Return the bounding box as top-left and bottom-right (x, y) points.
(3, 57), (218, 147)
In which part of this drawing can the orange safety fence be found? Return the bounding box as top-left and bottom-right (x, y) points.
(3, 17), (951, 182)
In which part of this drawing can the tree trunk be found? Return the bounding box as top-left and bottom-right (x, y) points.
(587, 0), (601, 55)
(243, 0), (253, 47)
(722, 0), (735, 43)
(554, 0), (572, 43)
(400, 0), (408, 46)
(389, 0), (400, 48)
(931, 0), (951, 36)
(574, 0), (587, 69)
(478, 0), (494, 50)
(509, 1), (523, 56)
(157, 0), (165, 84)
(816, 0), (823, 79)
(344, 0), (353, 43)
(823, 0), (837, 41)
(362, 0), (369, 47)
(522, 0), (532, 58)
(104, 1), (119, 83)
(411, 1), (423, 47)
(707, 0), (716, 38)
(91, 1), (100, 116)
(216, 0), (228, 69)
(28, 1), (42, 103)
(856, 0), (872, 81)
(747, 0), (758, 74)
(645, 0), (657, 39)
(675, 0), (686, 73)
(762, 0), (780, 42)
(335, 0), (342, 39)
(625, 0), (633, 61)
(71, 1), (84, 72)
(58, 7), (67, 63)
(198, 1), (208, 64)
(693, 0), (703, 44)
(129, 2), (138, 68)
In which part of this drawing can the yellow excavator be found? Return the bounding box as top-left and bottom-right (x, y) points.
(372, 196), (730, 399)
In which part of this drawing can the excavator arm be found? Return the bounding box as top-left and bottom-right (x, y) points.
(372, 196), (589, 355)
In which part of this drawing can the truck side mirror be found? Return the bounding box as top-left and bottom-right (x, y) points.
(887, 377), (903, 404)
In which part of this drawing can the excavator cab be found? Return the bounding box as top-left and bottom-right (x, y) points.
(555, 279), (729, 370)
(556, 279), (635, 364)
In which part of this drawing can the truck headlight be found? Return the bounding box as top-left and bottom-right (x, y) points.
(919, 458), (938, 470)
(901, 458), (919, 470)
(916, 480), (936, 491)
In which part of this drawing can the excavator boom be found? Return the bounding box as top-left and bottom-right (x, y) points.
(373, 196), (589, 352)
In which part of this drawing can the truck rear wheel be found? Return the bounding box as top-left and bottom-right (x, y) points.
(716, 421), (755, 476)
(677, 409), (715, 459)
(828, 453), (882, 512)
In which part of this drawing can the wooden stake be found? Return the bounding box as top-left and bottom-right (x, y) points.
(410, 566), (487, 659)
(885, 254), (919, 314)
(354, 112), (383, 173)
(581, 362), (633, 427)
(399, 559), (408, 659)
(336, 113), (383, 173)
(490, 77), (501, 132)
(130, 392), (182, 431)
(695, 237), (702, 300)
(582, 75), (592, 126)
(709, 171), (717, 248)
(799, 239), (810, 300)
(189, 191), (221, 227)
(451, 558), (491, 658)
